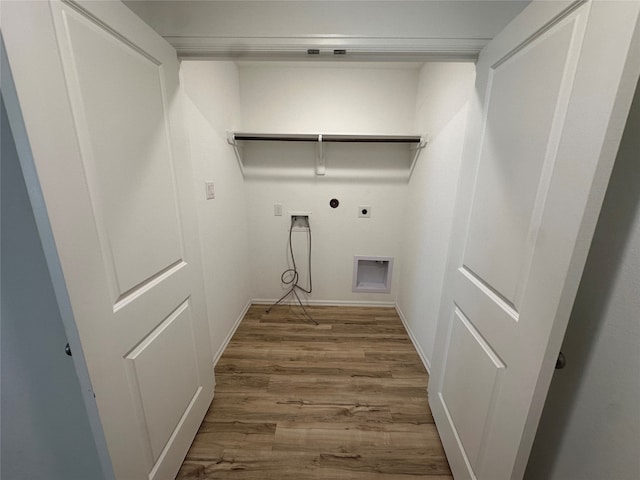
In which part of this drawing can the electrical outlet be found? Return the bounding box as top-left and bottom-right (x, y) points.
(205, 182), (215, 200)
(274, 204), (283, 216)
(358, 205), (371, 218)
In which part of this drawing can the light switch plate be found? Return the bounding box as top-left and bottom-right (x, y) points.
(205, 182), (215, 200)
(274, 204), (283, 216)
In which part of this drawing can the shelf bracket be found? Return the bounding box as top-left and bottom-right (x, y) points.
(226, 131), (245, 175)
(408, 136), (428, 178)
(316, 134), (326, 176)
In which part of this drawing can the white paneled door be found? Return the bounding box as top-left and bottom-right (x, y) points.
(429, 1), (639, 479)
(2, 1), (214, 479)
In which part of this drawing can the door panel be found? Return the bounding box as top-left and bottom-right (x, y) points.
(2, 1), (215, 479)
(125, 300), (200, 462)
(429, 1), (640, 479)
(441, 307), (505, 468)
(57, 4), (184, 298)
(463, 14), (577, 309)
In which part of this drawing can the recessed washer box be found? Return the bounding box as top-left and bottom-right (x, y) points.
(352, 256), (393, 293)
(288, 211), (311, 231)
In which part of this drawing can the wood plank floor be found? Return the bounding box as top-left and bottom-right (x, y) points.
(177, 305), (452, 480)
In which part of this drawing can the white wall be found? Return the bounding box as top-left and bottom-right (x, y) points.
(239, 63), (419, 304)
(1, 97), (104, 480)
(240, 62), (419, 134)
(396, 63), (476, 367)
(525, 81), (640, 480)
(244, 178), (407, 304)
(180, 61), (251, 361)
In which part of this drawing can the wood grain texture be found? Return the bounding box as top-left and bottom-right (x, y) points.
(177, 305), (452, 479)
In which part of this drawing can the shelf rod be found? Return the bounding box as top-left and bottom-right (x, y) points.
(228, 131), (427, 179)
(322, 135), (422, 143)
(233, 133), (317, 142)
(232, 133), (422, 144)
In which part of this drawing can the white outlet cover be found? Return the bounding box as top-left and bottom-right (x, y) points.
(358, 205), (371, 218)
(205, 182), (215, 200)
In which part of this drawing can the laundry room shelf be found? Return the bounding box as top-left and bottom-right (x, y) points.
(227, 132), (427, 178)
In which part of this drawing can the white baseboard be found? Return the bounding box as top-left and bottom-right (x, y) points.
(395, 302), (431, 374)
(251, 298), (396, 308)
(212, 299), (251, 367)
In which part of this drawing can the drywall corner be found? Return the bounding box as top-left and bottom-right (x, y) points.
(180, 61), (252, 359)
(396, 62), (475, 365)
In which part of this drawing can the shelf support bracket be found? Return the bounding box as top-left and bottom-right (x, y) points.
(226, 131), (245, 175)
(316, 134), (326, 176)
(408, 136), (428, 178)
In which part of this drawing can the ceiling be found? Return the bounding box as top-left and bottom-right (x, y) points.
(124, 0), (531, 61)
